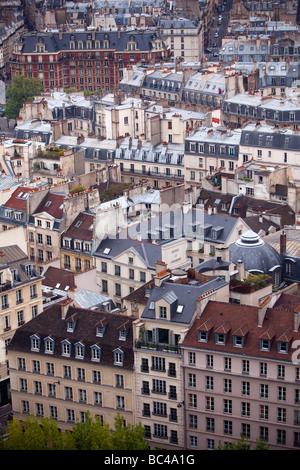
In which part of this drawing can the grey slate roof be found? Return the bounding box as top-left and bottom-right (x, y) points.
(142, 277), (228, 323)
(94, 236), (162, 269)
(19, 30), (164, 54)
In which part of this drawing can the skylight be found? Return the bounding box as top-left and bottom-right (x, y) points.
(103, 248), (111, 254)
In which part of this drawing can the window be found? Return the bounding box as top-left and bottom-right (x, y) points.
(260, 384), (268, 399)
(206, 354), (213, 369)
(114, 349), (124, 366)
(260, 405), (269, 420)
(75, 343), (85, 359)
(223, 399), (232, 414)
(260, 339), (270, 351)
(242, 381), (250, 396)
(159, 306), (167, 319)
(241, 402), (250, 418)
(260, 362), (267, 377)
(224, 357), (231, 371)
(189, 352), (196, 365)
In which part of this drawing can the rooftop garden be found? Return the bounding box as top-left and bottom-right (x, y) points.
(36, 147), (64, 159)
(230, 274), (271, 293)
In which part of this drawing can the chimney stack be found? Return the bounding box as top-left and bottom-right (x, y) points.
(280, 230), (286, 254)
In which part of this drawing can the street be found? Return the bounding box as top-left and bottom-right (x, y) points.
(205, 0), (233, 62)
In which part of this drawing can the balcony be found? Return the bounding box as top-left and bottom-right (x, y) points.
(121, 168), (184, 180)
(0, 282), (12, 293)
(135, 341), (180, 353)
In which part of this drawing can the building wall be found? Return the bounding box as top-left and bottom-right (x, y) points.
(8, 350), (134, 430)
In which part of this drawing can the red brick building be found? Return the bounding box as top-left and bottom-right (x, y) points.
(11, 29), (169, 93)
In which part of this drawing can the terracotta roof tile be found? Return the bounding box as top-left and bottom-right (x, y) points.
(181, 299), (299, 362)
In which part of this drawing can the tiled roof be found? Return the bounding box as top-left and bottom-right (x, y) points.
(33, 192), (65, 220)
(63, 212), (94, 241)
(181, 299), (300, 362)
(43, 266), (76, 290)
(7, 304), (135, 370)
(3, 186), (32, 211)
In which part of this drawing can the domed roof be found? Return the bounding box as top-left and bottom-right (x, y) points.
(229, 230), (282, 274)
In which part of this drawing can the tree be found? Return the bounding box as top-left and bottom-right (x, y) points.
(0, 413), (149, 450)
(4, 75), (43, 120)
(217, 434), (270, 451)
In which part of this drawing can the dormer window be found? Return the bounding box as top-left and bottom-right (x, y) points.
(114, 348), (124, 366)
(260, 339), (270, 351)
(119, 329), (127, 341)
(159, 306), (167, 319)
(75, 342), (85, 359)
(96, 324), (106, 337)
(198, 330), (208, 342)
(30, 334), (40, 352)
(278, 341), (288, 354)
(91, 345), (101, 362)
(215, 332), (225, 345)
(62, 339), (71, 357)
(25, 264), (34, 277)
(67, 320), (76, 332)
(233, 335), (244, 347)
(44, 336), (55, 354)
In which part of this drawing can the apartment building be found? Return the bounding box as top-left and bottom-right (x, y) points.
(27, 191), (65, 275)
(239, 122), (300, 167)
(157, 18), (204, 62)
(181, 296), (300, 450)
(0, 139), (45, 180)
(60, 212), (95, 274)
(115, 138), (185, 189)
(184, 127), (242, 186)
(0, 245), (43, 405)
(32, 147), (85, 185)
(184, 208), (251, 266)
(133, 265), (228, 449)
(222, 94), (300, 128)
(11, 29), (168, 93)
(140, 70), (183, 104)
(7, 302), (135, 430)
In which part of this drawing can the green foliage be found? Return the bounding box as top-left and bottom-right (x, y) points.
(5, 75), (43, 120)
(217, 434), (270, 450)
(0, 412), (148, 450)
(70, 185), (86, 194)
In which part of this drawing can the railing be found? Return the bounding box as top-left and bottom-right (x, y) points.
(135, 341), (180, 354)
(121, 168), (184, 179)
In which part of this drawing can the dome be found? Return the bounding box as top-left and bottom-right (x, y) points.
(229, 230), (282, 274)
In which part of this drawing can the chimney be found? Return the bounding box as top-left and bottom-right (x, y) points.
(280, 230), (286, 254)
(61, 298), (73, 320)
(154, 261), (169, 286)
(236, 260), (245, 281)
(294, 306), (300, 332)
(207, 205), (212, 215)
(258, 296), (271, 327)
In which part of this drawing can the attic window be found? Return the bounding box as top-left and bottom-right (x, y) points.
(75, 221), (82, 228)
(67, 319), (76, 332)
(260, 339), (270, 351)
(233, 335), (243, 347)
(278, 341), (288, 354)
(119, 329), (127, 341)
(176, 305), (184, 313)
(198, 330), (208, 342)
(103, 248), (111, 255)
(149, 301), (155, 310)
(96, 325), (106, 337)
(215, 332), (225, 345)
